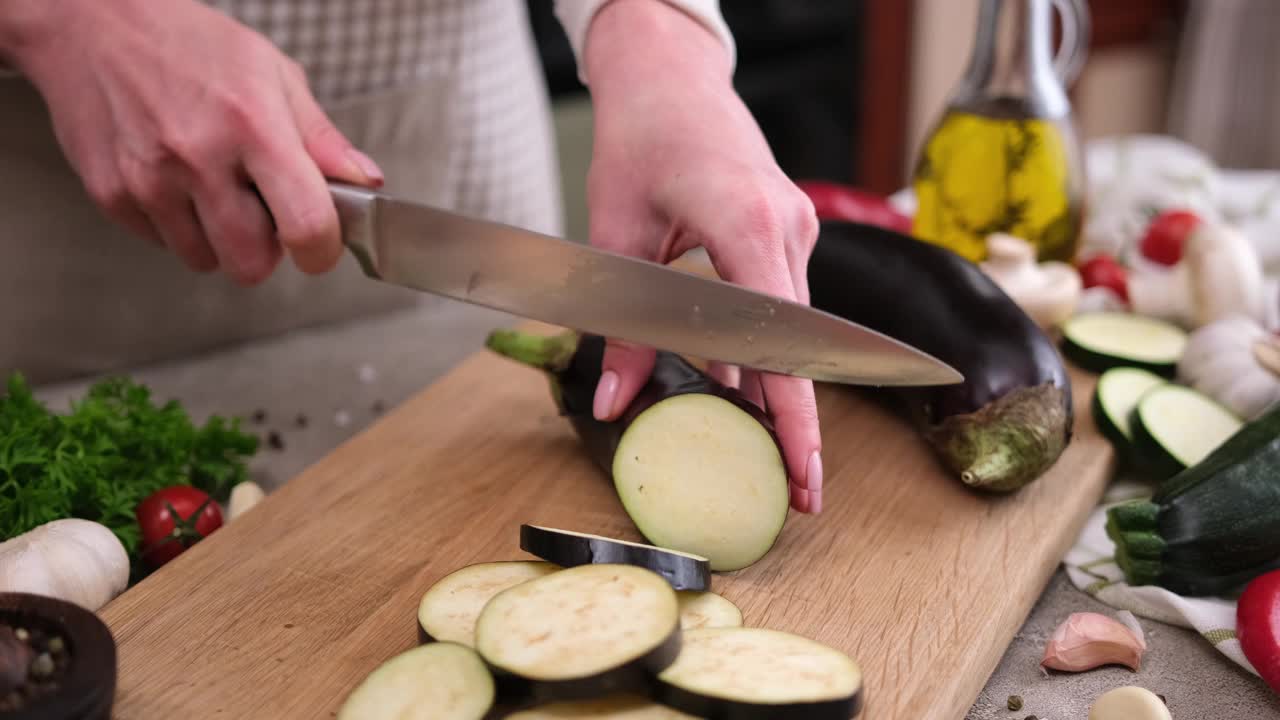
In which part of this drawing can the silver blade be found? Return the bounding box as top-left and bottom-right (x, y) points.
(332, 183), (963, 387)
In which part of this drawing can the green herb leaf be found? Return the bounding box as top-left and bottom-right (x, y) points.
(0, 372), (258, 571)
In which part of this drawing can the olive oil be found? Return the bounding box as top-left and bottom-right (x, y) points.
(911, 99), (1085, 263)
(909, 0), (1089, 264)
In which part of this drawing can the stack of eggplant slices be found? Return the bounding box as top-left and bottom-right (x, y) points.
(337, 524), (865, 719)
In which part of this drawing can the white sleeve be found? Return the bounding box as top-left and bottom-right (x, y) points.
(552, 0), (737, 84)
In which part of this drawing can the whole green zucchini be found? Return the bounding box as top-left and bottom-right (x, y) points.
(1106, 402), (1280, 596)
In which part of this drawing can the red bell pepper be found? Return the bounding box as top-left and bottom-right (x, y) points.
(1238, 568), (1280, 695)
(794, 180), (913, 233)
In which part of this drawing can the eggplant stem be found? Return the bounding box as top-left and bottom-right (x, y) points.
(485, 329), (580, 373)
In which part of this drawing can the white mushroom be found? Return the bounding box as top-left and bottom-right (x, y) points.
(978, 233), (1082, 329)
(1129, 220), (1265, 329)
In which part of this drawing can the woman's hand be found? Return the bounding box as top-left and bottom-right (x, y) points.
(583, 0), (824, 513)
(0, 0), (383, 285)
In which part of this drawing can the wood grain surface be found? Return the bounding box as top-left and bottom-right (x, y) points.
(99, 324), (1114, 720)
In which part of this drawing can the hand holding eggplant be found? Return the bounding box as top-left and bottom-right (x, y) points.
(580, 0), (823, 513)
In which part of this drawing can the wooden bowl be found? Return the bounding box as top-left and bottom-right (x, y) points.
(0, 592), (116, 720)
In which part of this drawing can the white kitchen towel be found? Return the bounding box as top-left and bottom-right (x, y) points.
(1064, 479), (1260, 677)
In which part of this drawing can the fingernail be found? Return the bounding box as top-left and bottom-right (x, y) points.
(593, 370), (619, 420)
(346, 148), (385, 186)
(810, 489), (823, 514)
(806, 450), (823, 492)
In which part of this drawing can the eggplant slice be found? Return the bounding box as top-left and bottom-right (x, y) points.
(475, 564), (681, 703)
(611, 394), (789, 572)
(506, 695), (699, 718)
(520, 525), (710, 591)
(337, 642), (494, 720)
(655, 628), (863, 720)
(417, 560), (559, 645)
(676, 591), (744, 630)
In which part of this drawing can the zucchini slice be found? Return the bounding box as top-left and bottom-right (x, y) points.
(475, 563), (681, 702)
(1092, 367), (1168, 455)
(417, 560), (558, 645)
(1062, 312), (1188, 376)
(337, 642), (494, 720)
(520, 525), (710, 591)
(1131, 384), (1243, 481)
(506, 695), (698, 718)
(677, 591), (743, 630)
(612, 393), (790, 572)
(654, 628), (863, 720)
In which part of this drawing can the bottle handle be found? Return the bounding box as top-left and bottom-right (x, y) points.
(1050, 0), (1090, 87)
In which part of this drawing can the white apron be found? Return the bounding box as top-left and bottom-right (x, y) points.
(0, 0), (563, 386)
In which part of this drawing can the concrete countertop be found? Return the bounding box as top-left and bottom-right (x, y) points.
(35, 301), (1280, 720)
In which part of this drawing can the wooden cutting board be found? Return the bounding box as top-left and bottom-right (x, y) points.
(99, 323), (1114, 720)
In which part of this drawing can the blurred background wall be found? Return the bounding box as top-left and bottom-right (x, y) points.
(527, 0), (1276, 241)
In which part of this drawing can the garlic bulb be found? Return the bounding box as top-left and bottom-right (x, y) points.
(1178, 315), (1280, 421)
(0, 519), (130, 612)
(979, 233), (1082, 328)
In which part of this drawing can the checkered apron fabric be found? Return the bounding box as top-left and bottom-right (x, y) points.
(205, 0), (565, 237)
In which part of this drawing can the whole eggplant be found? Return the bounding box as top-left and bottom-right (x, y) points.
(807, 220), (1073, 491)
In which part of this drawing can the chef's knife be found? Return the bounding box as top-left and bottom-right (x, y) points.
(329, 182), (962, 387)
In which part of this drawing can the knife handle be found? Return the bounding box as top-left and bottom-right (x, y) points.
(248, 181), (384, 279)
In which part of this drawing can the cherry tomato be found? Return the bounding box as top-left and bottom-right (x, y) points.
(1139, 209), (1202, 266)
(1238, 569), (1280, 696)
(795, 180), (914, 233)
(1077, 253), (1130, 303)
(136, 485), (223, 568)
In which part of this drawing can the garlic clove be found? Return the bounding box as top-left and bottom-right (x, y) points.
(1042, 611), (1147, 672)
(1088, 686), (1172, 720)
(229, 481), (266, 521)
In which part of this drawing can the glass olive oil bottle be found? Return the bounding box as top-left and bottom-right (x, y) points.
(911, 0), (1089, 264)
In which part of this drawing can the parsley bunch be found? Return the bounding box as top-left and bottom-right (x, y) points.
(0, 372), (258, 556)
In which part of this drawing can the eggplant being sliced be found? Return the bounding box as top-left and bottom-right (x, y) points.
(1062, 312), (1188, 376)
(654, 627), (863, 720)
(807, 221), (1072, 492)
(417, 560), (559, 645)
(474, 563), (681, 703)
(677, 590), (743, 630)
(487, 331), (789, 572)
(337, 642), (494, 720)
(519, 525), (710, 591)
(506, 695), (699, 719)
(1130, 384), (1243, 482)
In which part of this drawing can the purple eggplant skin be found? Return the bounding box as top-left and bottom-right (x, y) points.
(806, 220), (1074, 492)
(484, 330), (782, 479)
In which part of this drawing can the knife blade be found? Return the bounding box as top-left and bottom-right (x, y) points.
(329, 182), (962, 387)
